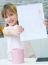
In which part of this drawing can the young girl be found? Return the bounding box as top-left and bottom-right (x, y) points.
(1, 3), (24, 64)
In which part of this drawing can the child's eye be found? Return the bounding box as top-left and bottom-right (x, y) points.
(10, 14), (13, 16)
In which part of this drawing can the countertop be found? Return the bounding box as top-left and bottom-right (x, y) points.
(0, 58), (48, 65)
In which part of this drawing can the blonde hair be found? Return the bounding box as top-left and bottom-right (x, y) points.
(1, 3), (19, 25)
(1, 3), (17, 18)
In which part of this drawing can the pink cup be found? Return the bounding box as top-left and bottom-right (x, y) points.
(8, 48), (24, 64)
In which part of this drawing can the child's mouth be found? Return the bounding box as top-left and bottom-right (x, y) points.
(9, 20), (14, 23)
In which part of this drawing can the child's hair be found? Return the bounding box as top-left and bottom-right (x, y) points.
(1, 3), (19, 26)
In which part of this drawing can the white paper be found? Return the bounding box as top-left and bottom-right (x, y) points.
(17, 3), (47, 41)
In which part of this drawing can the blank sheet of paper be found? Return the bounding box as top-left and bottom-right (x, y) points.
(17, 3), (47, 41)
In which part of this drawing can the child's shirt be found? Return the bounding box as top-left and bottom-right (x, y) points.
(3, 25), (23, 50)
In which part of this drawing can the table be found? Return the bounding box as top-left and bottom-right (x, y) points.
(0, 58), (48, 65)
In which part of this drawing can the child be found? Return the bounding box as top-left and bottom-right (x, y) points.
(1, 3), (24, 64)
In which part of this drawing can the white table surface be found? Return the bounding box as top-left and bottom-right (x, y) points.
(0, 58), (48, 65)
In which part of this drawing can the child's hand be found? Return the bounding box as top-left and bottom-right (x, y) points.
(15, 25), (24, 35)
(44, 20), (48, 27)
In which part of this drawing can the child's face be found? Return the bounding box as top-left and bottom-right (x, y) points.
(4, 10), (18, 26)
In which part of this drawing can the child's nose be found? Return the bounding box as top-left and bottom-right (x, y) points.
(8, 17), (11, 21)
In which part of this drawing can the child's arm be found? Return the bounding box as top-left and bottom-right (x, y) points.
(3, 26), (24, 37)
(3, 27), (17, 36)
